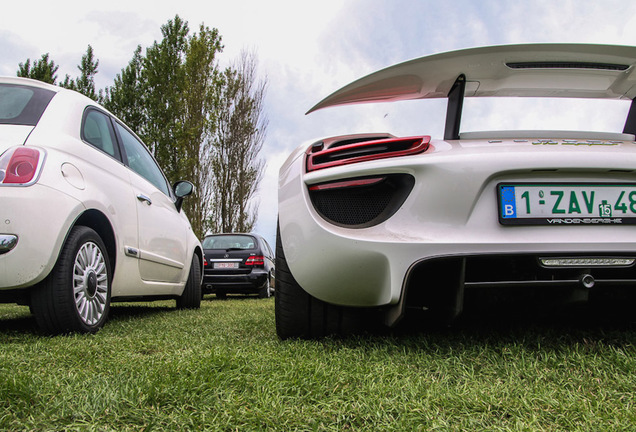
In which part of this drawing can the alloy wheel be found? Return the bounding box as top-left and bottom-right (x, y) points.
(73, 241), (109, 326)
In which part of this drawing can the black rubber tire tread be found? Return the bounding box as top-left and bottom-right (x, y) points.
(258, 278), (271, 298)
(176, 254), (202, 309)
(275, 223), (367, 339)
(30, 226), (111, 335)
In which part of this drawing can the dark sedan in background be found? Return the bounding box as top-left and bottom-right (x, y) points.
(202, 233), (275, 299)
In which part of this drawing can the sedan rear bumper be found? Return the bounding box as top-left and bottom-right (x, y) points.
(203, 269), (269, 294)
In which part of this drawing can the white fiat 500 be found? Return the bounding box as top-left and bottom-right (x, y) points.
(276, 44), (636, 339)
(0, 77), (203, 334)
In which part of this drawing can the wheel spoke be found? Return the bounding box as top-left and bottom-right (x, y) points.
(73, 241), (109, 326)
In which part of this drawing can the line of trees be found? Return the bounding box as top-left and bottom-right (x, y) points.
(17, 15), (267, 239)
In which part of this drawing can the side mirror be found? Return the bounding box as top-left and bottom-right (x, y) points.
(173, 181), (194, 212)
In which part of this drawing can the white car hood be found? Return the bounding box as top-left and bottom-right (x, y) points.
(0, 125), (33, 153)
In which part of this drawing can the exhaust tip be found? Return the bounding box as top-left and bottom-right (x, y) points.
(580, 274), (595, 289)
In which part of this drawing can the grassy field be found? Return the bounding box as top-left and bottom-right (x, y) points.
(0, 296), (635, 431)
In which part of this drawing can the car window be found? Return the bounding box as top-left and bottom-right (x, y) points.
(115, 122), (171, 197)
(203, 235), (257, 250)
(0, 84), (55, 126)
(81, 109), (118, 158)
(262, 238), (273, 257)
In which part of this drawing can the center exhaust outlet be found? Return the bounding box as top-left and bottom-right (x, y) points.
(580, 273), (595, 289)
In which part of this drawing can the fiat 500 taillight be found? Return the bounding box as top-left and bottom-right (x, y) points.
(0, 147), (45, 186)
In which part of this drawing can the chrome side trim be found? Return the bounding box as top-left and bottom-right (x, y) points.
(125, 246), (139, 258)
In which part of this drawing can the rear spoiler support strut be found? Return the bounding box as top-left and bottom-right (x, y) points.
(623, 98), (636, 136)
(444, 75), (466, 141)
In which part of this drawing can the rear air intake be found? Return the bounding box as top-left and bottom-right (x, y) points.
(506, 62), (630, 71)
(308, 174), (414, 228)
(306, 136), (431, 172)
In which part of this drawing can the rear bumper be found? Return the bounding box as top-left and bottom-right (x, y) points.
(279, 145), (636, 310)
(0, 184), (81, 290)
(202, 269), (268, 294)
(401, 252), (636, 324)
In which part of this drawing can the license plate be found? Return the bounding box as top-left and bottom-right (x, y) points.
(498, 183), (636, 225)
(213, 262), (239, 269)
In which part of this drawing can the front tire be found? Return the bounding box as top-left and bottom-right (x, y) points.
(275, 223), (368, 339)
(176, 255), (202, 309)
(31, 226), (112, 334)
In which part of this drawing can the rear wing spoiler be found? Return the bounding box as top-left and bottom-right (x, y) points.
(307, 44), (636, 139)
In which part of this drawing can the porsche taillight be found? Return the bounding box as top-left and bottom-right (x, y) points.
(306, 135), (431, 172)
(245, 255), (265, 267)
(0, 147), (45, 185)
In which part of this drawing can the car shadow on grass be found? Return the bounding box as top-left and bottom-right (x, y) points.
(0, 313), (39, 335)
(0, 303), (177, 336)
(108, 303), (175, 322)
(201, 294), (272, 302)
(377, 300), (636, 353)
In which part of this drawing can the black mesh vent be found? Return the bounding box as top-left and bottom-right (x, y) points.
(309, 174), (414, 228)
(506, 61), (629, 71)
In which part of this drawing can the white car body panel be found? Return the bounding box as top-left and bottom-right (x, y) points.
(0, 77), (201, 300)
(132, 172), (188, 284)
(278, 44), (636, 330)
(280, 135), (636, 305)
(0, 125), (32, 151)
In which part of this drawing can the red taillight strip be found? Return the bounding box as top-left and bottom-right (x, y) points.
(306, 136), (430, 172)
(308, 177), (385, 191)
(0, 147), (44, 185)
(245, 255), (265, 266)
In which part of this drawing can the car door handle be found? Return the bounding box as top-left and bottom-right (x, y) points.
(137, 194), (152, 205)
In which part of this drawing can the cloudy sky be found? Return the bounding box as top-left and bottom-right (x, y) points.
(3, 0), (636, 245)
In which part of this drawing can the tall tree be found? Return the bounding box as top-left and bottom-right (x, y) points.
(182, 25), (223, 238)
(207, 50), (268, 234)
(142, 15), (190, 181)
(61, 45), (101, 101)
(105, 16), (224, 239)
(103, 46), (146, 135)
(17, 53), (59, 84)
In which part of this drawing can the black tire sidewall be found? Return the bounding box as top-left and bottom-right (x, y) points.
(32, 226), (112, 334)
(176, 254), (202, 309)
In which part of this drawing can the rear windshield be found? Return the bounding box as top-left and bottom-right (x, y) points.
(0, 84), (55, 126)
(202, 235), (256, 250)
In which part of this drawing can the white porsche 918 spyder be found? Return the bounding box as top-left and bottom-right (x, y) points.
(275, 44), (636, 339)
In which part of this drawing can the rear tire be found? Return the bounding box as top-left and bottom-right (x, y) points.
(275, 223), (368, 339)
(31, 226), (111, 334)
(258, 276), (272, 298)
(177, 255), (202, 309)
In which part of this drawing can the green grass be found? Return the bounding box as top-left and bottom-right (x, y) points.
(0, 298), (635, 431)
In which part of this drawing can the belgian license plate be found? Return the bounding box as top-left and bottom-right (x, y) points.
(214, 262), (239, 269)
(498, 183), (636, 225)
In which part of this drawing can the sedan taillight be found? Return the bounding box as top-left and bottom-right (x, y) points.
(245, 255), (265, 267)
(0, 147), (45, 185)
